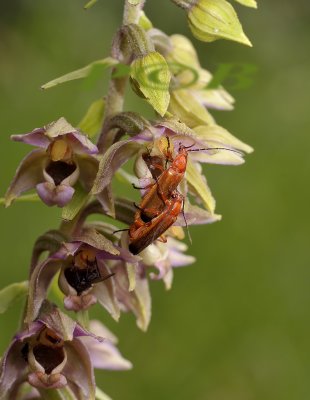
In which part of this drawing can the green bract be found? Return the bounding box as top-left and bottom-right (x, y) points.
(41, 57), (118, 89)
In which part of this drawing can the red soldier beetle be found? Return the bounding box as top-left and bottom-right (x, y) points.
(134, 137), (242, 221)
(129, 190), (184, 255)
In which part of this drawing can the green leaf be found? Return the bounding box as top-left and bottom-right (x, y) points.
(0, 281), (29, 314)
(234, 0), (257, 8)
(41, 57), (118, 90)
(130, 52), (171, 116)
(78, 98), (105, 138)
(61, 182), (89, 221)
(84, 0), (98, 9)
(0, 193), (40, 205)
(186, 160), (216, 213)
(96, 387), (112, 400)
(188, 0), (252, 46)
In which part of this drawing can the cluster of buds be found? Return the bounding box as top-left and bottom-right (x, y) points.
(1, 0), (255, 398)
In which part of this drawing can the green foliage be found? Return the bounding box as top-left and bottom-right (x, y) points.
(41, 58), (118, 90)
(78, 98), (105, 138)
(0, 281), (28, 314)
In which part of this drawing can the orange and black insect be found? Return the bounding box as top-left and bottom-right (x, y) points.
(128, 191), (183, 255)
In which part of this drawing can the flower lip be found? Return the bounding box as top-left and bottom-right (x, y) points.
(26, 327), (66, 377)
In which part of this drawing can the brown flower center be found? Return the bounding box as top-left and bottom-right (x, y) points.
(32, 344), (65, 374)
(45, 161), (76, 185)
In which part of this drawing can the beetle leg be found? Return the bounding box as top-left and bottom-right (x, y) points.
(157, 235), (167, 243)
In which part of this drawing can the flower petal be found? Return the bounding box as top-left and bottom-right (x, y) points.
(64, 339), (96, 400)
(114, 264), (151, 331)
(176, 203), (222, 226)
(91, 263), (120, 321)
(75, 154), (99, 192)
(67, 132), (98, 155)
(193, 124), (253, 153)
(25, 258), (63, 324)
(91, 140), (142, 195)
(0, 340), (28, 398)
(5, 149), (45, 207)
(80, 335), (132, 371)
(169, 89), (215, 128)
(36, 182), (75, 207)
(88, 320), (118, 343)
(38, 306), (77, 341)
(72, 228), (119, 256)
(186, 160), (216, 213)
(11, 128), (49, 148)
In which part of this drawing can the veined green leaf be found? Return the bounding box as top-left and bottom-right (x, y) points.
(0, 281), (28, 314)
(61, 182), (89, 221)
(186, 160), (215, 213)
(41, 57), (118, 90)
(78, 98), (105, 138)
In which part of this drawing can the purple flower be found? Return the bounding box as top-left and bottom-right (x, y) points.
(139, 237), (196, 290)
(0, 306), (131, 400)
(109, 234), (195, 330)
(26, 227), (139, 324)
(5, 117), (99, 207)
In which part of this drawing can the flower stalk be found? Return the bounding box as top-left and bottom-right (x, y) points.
(97, 0), (146, 152)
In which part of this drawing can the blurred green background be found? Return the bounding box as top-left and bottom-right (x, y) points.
(1, 1), (310, 399)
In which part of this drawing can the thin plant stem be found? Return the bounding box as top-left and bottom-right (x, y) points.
(97, 0), (145, 152)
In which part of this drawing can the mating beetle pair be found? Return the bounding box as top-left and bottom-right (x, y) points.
(128, 138), (239, 255)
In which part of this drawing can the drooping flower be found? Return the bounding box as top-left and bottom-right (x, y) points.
(0, 305), (131, 400)
(166, 33), (235, 121)
(139, 236), (196, 290)
(106, 232), (196, 330)
(5, 117), (98, 207)
(26, 226), (139, 324)
(171, 0), (252, 46)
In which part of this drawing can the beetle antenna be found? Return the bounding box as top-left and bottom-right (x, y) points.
(112, 228), (129, 234)
(188, 147), (243, 156)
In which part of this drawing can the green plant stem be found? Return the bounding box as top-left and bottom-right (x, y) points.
(97, 0), (145, 152)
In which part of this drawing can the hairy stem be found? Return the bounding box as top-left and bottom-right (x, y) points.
(97, 0), (145, 152)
